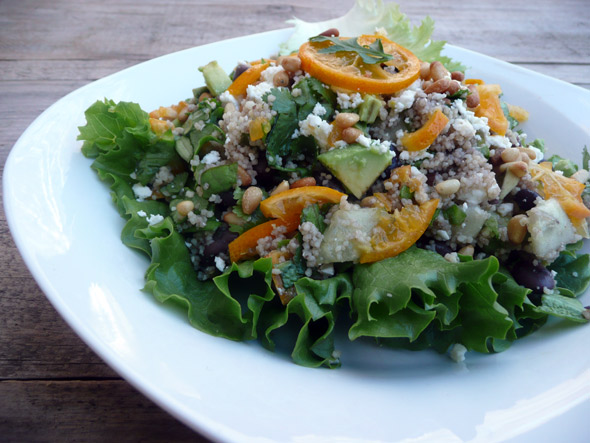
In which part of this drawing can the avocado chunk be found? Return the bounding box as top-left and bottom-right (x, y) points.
(318, 143), (394, 199)
(357, 94), (385, 124)
(318, 207), (384, 264)
(198, 61), (232, 97)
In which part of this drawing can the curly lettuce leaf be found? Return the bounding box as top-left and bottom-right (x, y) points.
(350, 247), (513, 353)
(259, 274), (353, 368)
(280, 0), (466, 71)
(139, 219), (270, 341)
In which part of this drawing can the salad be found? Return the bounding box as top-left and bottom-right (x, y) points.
(78, 3), (590, 368)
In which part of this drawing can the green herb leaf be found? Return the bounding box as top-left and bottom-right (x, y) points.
(309, 35), (393, 65)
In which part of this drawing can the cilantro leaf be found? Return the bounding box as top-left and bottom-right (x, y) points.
(309, 35), (393, 65)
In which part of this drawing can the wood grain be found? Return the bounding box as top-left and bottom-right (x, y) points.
(1, 0), (588, 441)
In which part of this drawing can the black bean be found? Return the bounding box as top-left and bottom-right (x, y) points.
(511, 260), (555, 297)
(232, 63), (249, 81)
(253, 156), (282, 189)
(217, 190), (236, 209)
(383, 145), (401, 177)
(203, 227), (238, 257)
(513, 188), (540, 211)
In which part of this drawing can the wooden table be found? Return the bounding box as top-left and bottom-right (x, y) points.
(1, 0), (588, 441)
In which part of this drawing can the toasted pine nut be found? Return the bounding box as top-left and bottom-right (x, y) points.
(429, 61), (449, 82)
(435, 179), (461, 196)
(198, 92), (212, 102)
(451, 71), (465, 82)
(360, 196), (379, 208)
(242, 186), (263, 215)
(572, 169), (590, 184)
(420, 61), (431, 79)
(223, 211), (245, 226)
(280, 56), (301, 73)
(334, 112), (360, 128)
(271, 180), (290, 196)
(500, 161), (528, 178)
(501, 147), (521, 163)
(508, 214), (528, 244)
(466, 85), (480, 108)
(424, 77), (451, 94)
(273, 70), (290, 87)
(446, 80), (461, 96)
(517, 147), (537, 160)
(458, 245), (474, 256)
(291, 177), (316, 188)
(341, 127), (362, 144)
(176, 200), (195, 217)
(237, 165), (252, 187)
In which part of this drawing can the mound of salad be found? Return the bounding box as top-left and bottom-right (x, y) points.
(78, 2), (590, 368)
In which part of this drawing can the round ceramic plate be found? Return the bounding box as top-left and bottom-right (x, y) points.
(4, 28), (590, 442)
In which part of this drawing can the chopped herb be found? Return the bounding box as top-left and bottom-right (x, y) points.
(443, 205), (466, 226)
(400, 185), (414, 200)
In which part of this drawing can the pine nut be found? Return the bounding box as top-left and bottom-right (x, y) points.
(435, 179), (461, 196)
(466, 85), (480, 108)
(500, 161), (528, 178)
(273, 70), (290, 87)
(223, 211), (245, 226)
(508, 214), (528, 244)
(420, 61), (431, 79)
(280, 56), (301, 73)
(446, 80), (461, 96)
(271, 180), (290, 196)
(458, 245), (474, 256)
(518, 147), (537, 160)
(291, 177), (316, 188)
(451, 71), (465, 82)
(237, 165), (252, 187)
(501, 147), (521, 163)
(341, 127), (362, 144)
(424, 77), (451, 94)
(334, 112), (360, 128)
(361, 196), (379, 208)
(198, 92), (212, 102)
(242, 186), (263, 215)
(176, 200), (194, 217)
(429, 61), (449, 82)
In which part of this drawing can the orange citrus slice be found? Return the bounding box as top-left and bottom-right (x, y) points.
(229, 217), (300, 263)
(298, 34), (420, 94)
(401, 108), (449, 151)
(474, 84), (508, 136)
(260, 186), (346, 221)
(359, 199), (439, 263)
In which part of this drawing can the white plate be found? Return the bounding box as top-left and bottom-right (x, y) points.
(4, 28), (590, 443)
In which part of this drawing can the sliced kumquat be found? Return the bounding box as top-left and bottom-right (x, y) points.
(228, 217), (300, 263)
(464, 78), (484, 85)
(249, 117), (270, 141)
(227, 62), (270, 97)
(507, 103), (529, 123)
(359, 199), (439, 263)
(474, 84), (508, 136)
(260, 186), (346, 221)
(529, 163), (590, 221)
(400, 108), (449, 152)
(298, 34), (420, 94)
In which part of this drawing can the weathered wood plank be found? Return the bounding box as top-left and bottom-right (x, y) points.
(0, 380), (206, 442)
(1, 0), (588, 63)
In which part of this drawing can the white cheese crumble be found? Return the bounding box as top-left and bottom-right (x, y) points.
(449, 343), (467, 362)
(137, 210), (147, 217)
(299, 113), (332, 150)
(356, 134), (391, 154)
(132, 183), (152, 201)
(202, 150), (221, 165)
(312, 103), (327, 116)
(214, 256), (227, 272)
(146, 214), (164, 226)
(488, 135), (512, 149)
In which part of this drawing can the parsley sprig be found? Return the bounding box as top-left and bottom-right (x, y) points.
(309, 35), (393, 65)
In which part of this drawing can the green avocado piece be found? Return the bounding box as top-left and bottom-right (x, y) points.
(318, 143), (394, 199)
(198, 61), (232, 97)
